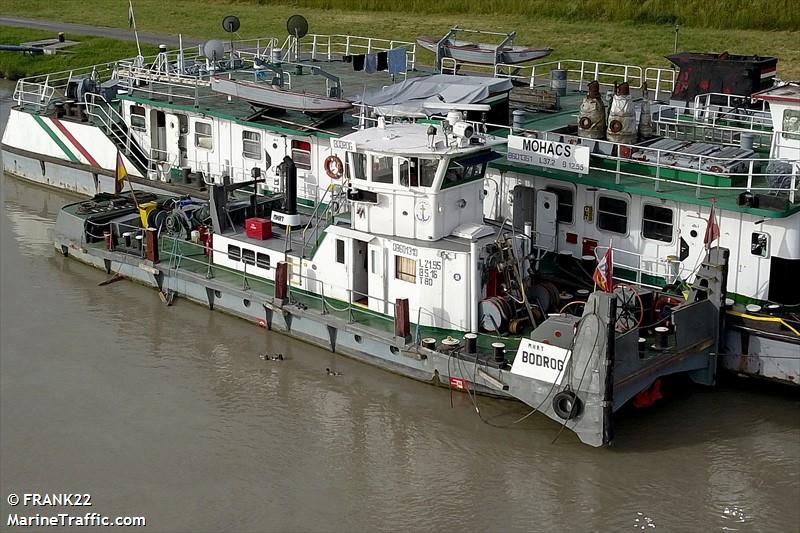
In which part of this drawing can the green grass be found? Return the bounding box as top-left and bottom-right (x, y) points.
(0, 0), (798, 78)
(0, 27), (156, 80)
(249, 0), (800, 31)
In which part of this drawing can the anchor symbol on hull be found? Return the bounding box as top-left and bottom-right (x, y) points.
(415, 201), (431, 223)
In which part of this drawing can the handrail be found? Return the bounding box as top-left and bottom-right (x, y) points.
(300, 183), (335, 257)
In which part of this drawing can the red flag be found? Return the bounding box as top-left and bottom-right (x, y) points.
(704, 205), (720, 249)
(593, 247), (613, 292)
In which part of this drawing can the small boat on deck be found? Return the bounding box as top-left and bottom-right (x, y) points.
(210, 77), (353, 113)
(416, 29), (552, 66)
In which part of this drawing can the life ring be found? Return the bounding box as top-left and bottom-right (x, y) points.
(553, 390), (582, 420)
(324, 155), (344, 179)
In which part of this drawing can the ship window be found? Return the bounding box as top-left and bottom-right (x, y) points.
(419, 158), (438, 187)
(291, 140), (311, 170)
(130, 105), (146, 131)
(395, 255), (416, 284)
(336, 239), (345, 264)
(545, 186), (574, 224)
(256, 252), (271, 269)
(242, 248), (255, 266)
(751, 232), (769, 257)
(352, 153), (367, 180)
(372, 155), (394, 184)
(782, 109), (800, 140)
(195, 121), (213, 150)
(227, 244), (241, 261)
(597, 196), (628, 234)
(444, 157), (484, 185)
(242, 130), (261, 160)
(642, 204), (673, 242)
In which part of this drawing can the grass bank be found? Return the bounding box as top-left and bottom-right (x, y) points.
(0, 27), (154, 80)
(0, 0), (798, 78)
(249, 0), (799, 32)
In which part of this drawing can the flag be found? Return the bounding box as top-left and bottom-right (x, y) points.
(704, 204), (720, 249)
(115, 151), (128, 194)
(593, 246), (613, 292)
(128, 1), (135, 28)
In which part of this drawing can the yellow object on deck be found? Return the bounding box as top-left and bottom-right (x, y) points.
(726, 310), (800, 337)
(138, 201), (158, 228)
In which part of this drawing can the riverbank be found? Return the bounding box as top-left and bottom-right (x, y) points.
(0, 0), (798, 79)
(0, 27), (154, 79)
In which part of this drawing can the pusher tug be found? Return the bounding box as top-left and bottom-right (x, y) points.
(52, 112), (729, 447)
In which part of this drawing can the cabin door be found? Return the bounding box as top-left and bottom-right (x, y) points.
(150, 110), (168, 162)
(512, 185), (536, 229)
(678, 211), (707, 283)
(165, 113), (187, 167)
(535, 190), (558, 251)
(352, 239), (369, 306)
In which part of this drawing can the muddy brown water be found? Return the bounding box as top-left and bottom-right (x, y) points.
(1, 82), (798, 532)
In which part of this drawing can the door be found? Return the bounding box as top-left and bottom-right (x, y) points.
(368, 243), (387, 314)
(165, 113), (182, 167)
(678, 211), (706, 282)
(512, 185), (536, 229)
(352, 239), (369, 305)
(151, 110), (168, 162)
(536, 190), (558, 252)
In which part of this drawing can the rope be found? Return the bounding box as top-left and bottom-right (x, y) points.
(727, 310), (800, 337)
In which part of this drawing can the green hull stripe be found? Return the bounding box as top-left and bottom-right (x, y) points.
(32, 115), (80, 163)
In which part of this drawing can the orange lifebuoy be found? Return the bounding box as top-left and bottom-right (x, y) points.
(324, 155), (344, 179)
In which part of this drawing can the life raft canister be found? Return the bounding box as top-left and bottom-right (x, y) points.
(324, 155), (344, 179)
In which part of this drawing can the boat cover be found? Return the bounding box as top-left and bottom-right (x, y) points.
(351, 74), (512, 117)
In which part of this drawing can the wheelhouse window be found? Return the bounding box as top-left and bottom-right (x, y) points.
(256, 252), (271, 269)
(443, 156), (485, 186)
(227, 244), (241, 261)
(130, 105), (146, 131)
(335, 239), (345, 264)
(195, 121), (213, 150)
(597, 196), (628, 234)
(351, 153), (367, 180)
(400, 158), (437, 188)
(372, 155), (394, 184)
(395, 255), (416, 283)
(242, 130), (261, 159)
(291, 139), (311, 170)
(642, 204), (673, 242)
(546, 186), (574, 224)
(783, 109), (800, 140)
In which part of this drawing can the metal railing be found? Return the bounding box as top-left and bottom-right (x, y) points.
(593, 245), (686, 289)
(494, 59), (676, 100)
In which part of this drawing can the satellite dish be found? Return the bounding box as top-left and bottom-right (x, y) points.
(222, 15), (241, 33)
(203, 39), (225, 62)
(286, 15), (308, 39)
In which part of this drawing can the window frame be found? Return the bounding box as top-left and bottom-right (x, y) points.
(596, 194), (629, 235)
(395, 255), (417, 284)
(641, 204), (674, 243)
(242, 130), (262, 160)
(545, 185), (575, 225)
(195, 120), (213, 150)
(335, 239), (345, 264)
(291, 139), (311, 170)
(256, 252), (271, 270)
(371, 154), (394, 184)
(242, 248), (256, 266)
(130, 105), (146, 131)
(227, 244), (241, 261)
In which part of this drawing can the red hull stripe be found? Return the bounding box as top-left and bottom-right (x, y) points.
(50, 118), (101, 168)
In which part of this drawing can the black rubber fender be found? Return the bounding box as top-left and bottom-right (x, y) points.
(553, 390), (582, 420)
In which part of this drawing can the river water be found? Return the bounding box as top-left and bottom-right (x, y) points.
(0, 84), (798, 532)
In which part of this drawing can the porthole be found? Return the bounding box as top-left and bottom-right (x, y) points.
(354, 334), (362, 343)
(243, 298), (251, 308)
(389, 346), (399, 355)
(690, 230), (698, 238)
(214, 290), (222, 298)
